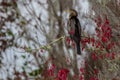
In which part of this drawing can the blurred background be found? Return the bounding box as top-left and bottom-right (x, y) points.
(0, 0), (120, 80)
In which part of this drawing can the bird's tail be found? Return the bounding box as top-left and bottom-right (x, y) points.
(76, 43), (81, 55)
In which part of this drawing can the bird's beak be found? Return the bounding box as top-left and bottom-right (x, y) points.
(64, 9), (71, 13)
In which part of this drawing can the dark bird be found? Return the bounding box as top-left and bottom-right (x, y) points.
(67, 9), (81, 55)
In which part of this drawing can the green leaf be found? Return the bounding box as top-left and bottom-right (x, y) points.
(22, 67), (25, 71)
(21, 55), (26, 59)
(20, 20), (26, 25)
(7, 30), (13, 36)
(29, 68), (43, 76)
(24, 61), (28, 66)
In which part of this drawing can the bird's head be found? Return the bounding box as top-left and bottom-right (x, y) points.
(66, 9), (78, 19)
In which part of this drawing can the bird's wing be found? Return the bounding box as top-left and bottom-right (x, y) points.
(77, 19), (81, 40)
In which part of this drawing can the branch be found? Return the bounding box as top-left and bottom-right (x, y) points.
(14, 36), (66, 53)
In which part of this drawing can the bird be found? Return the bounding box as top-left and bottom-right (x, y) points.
(67, 9), (81, 55)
